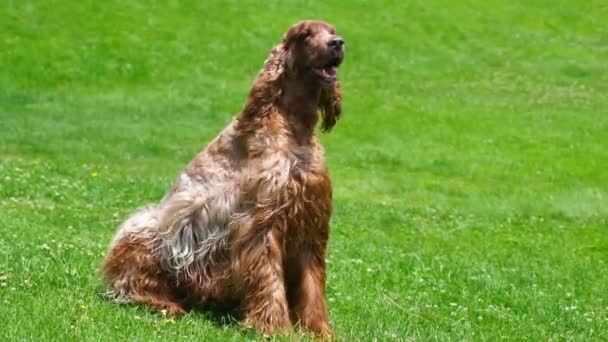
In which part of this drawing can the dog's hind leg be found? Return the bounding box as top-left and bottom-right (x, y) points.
(103, 235), (186, 316)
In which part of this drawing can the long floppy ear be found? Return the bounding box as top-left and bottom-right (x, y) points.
(241, 43), (287, 119)
(261, 43), (287, 81)
(319, 80), (342, 132)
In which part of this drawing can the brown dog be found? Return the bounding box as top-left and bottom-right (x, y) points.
(103, 20), (345, 337)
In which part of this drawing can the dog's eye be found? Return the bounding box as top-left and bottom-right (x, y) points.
(283, 28), (313, 46)
(299, 29), (312, 41)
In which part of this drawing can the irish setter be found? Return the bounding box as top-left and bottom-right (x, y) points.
(103, 20), (345, 337)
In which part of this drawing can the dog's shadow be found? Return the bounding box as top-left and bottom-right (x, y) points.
(179, 308), (314, 341)
(98, 289), (314, 340)
(100, 299), (246, 338)
(190, 305), (242, 329)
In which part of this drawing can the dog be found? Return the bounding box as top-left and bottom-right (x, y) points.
(103, 20), (345, 337)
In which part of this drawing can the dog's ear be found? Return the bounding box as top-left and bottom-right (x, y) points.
(262, 44), (287, 79)
(319, 80), (342, 132)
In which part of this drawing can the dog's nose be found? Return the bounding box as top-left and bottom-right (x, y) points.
(328, 36), (344, 48)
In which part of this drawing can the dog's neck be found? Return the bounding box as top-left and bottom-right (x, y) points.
(240, 69), (321, 143)
(278, 77), (321, 140)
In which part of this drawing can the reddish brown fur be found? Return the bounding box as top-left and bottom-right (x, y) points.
(103, 237), (187, 316)
(102, 20), (345, 338)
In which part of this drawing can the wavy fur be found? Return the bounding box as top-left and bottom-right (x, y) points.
(102, 20), (345, 337)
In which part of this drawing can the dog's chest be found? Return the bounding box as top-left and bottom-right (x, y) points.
(252, 146), (332, 233)
(288, 166), (332, 227)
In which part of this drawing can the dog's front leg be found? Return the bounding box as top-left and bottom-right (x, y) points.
(287, 230), (332, 338)
(231, 226), (292, 336)
(289, 254), (332, 337)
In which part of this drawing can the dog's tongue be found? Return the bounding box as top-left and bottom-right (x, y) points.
(324, 66), (336, 77)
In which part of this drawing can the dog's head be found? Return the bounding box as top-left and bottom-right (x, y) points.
(281, 20), (345, 131)
(283, 20), (345, 86)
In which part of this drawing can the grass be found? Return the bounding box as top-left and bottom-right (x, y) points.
(1, 0), (607, 340)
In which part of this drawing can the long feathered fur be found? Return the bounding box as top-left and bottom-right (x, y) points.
(102, 20), (344, 337)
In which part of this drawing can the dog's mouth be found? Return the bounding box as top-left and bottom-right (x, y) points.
(311, 57), (342, 84)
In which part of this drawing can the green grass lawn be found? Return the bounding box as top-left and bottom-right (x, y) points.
(1, 0), (607, 340)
